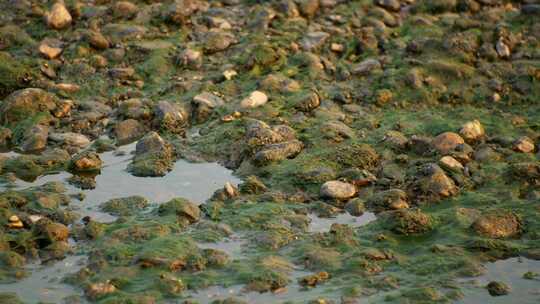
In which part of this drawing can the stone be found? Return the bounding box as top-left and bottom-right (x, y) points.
(114, 119), (146, 145)
(129, 132), (175, 177)
(87, 31), (110, 50)
(438, 156), (464, 172)
(192, 92), (225, 123)
(459, 120), (485, 143)
(487, 281), (510, 296)
(431, 132), (465, 154)
(20, 124), (48, 152)
(177, 49), (202, 69)
(300, 31), (329, 51)
(165, 0), (199, 25)
(158, 197), (201, 223)
(513, 136), (535, 153)
(418, 164), (458, 199)
(46, 2), (72, 30)
(320, 181), (357, 200)
(153, 101), (188, 133)
(113, 1), (139, 19)
(375, 0), (401, 12)
(253, 140), (304, 165)
(352, 59), (381, 76)
(240, 91), (268, 109)
(495, 39), (510, 58)
(387, 209), (433, 235)
(69, 151), (102, 172)
(49, 132), (90, 148)
(472, 212), (522, 239)
(203, 31), (235, 53)
(86, 282), (116, 300)
(35, 220), (69, 242)
(344, 198), (366, 216)
(0, 88), (58, 125)
(294, 92), (320, 112)
(38, 43), (62, 59)
(367, 189), (409, 211)
(109, 67), (134, 79)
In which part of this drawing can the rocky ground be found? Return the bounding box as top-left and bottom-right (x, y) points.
(0, 0), (539, 303)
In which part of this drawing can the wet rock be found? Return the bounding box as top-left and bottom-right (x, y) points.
(472, 212), (522, 239)
(158, 198), (200, 224)
(114, 119), (146, 145)
(100, 196), (148, 216)
(367, 189), (409, 211)
(321, 181), (357, 200)
(0, 88), (58, 125)
(253, 140), (304, 165)
(513, 136), (535, 153)
(69, 151), (102, 172)
(46, 2), (72, 30)
(129, 131), (174, 177)
(87, 31), (110, 50)
(153, 101), (188, 134)
(113, 1), (139, 19)
(240, 91), (268, 109)
(49, 132), (90, 149)
(68, 174), (96, 190)
(20, 124), (48, 152)
(386, 209), (434, 235)
(487, 281), (510, 296)
(352, 58), (382, 76)
(34, 219), (69, 243)
(431, 132), (465, 154)
(345, 198), (366, 216)
(459, 120), (485, 143)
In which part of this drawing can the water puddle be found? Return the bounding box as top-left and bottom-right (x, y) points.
(458, 257), (540, 304)
(308, 212), (376, 233)
(0, 255), (88, 304)
(0, 142), (240, 222)
(198, 235), (248, 260)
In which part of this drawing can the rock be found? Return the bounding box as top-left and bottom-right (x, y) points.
(129, 132), (175, 177)
(383, 130), (409, 150)
(0, 88), (58, 125)
(418, 164), (458, 199)
(367, 189), (409, 211)
(87, 31), (110, 50)
(0, 127), (12, 148)
(240, 91), (268, 109)
(153, 101), (188, 134)
(35, 219), (69, 243)
(253, 140), (304, 165)
(495, 39), (510, 58)
(438, 156), (464, 172)
(386, 209), (434, 235)
(299, 271), (330, 287)
(431, 132), (465, 154)
(108, 67), (134, 80)
(345, 198), (366, 216)
(513, 136), (535, 153)
(38, 43), (62, 59)
(49, 132), (90, 148)
(487, 281), (511, 296)
(522, 4), (540, 15)
(100, 196), (148, 216)
(300, 31), (329, 51)
(294, 92), (320, 112)
(177, 49), (202, 69)
(69, 151), (102, 172)
(114, 119), (146, 145)
(320, 181), (357, 200)
(113, 1), (139, 19)
(192, 92), (225, 123)
(165, 0), (199, 25)
(203, 31), (235, 53)
(158, 198), (200, 223)
(352, 59), (381, 76)
(375, 0), (401, 12)
(86, 282), (116, 300)
(472, 212), (522, 239)
(321, 121), (355, 141)
(46, 2), (72, 30)
(459, 120), (485, 143)
(20, 124), (48, 152)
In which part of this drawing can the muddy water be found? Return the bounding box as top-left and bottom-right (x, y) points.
(458, 257), (540, 304)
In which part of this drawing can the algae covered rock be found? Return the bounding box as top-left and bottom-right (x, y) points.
(472, 212), (522, 239)
(129, 131), (175, 177)
(158, 197), (200, 224)
(367, 189), (410, 211)
(385, 209), (434, 235)
(0, 88), (57, 125)
(100, 196), (149, 216)
(69, 151), (102, 172)
(320, 180), (357, 200)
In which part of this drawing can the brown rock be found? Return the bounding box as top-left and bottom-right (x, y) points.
(46, 2), (72, 30)
(472, 212), (521, 239)
(432, 132), (465, 154)
(459, 120), (485, 143)
(513, 136), (535, 153)
(39, 43), (63, 59)
(320, 181), (357, 200)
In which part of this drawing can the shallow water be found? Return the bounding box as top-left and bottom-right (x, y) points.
(0, 142), (241, 222)
(0, 255), (88, 304)
(0, 142), (241, 303)
(458, 257), (540, 304)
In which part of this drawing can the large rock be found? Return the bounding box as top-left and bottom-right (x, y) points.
(253, 140), (304, 165)
(69, 151), (102, 172)
(240, 91), (268, 109)
(20, 124), (48, 152)
(367, 189), (409, 211)
(46, 2), (72, 30)
(114, 119), (146, 145)
(129, 132), (175, 177)
(0, 88), (58, 125)
(459, 120), (485, 143)
(472, 212), (522, 239)
(320, 181), (357, 200)
(153, 101), (188, 134)
(49, 132), (90, 149)
(513, 136), (535, 153)
(417, 164), (458, 199)
(192, 92), (224, 123)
